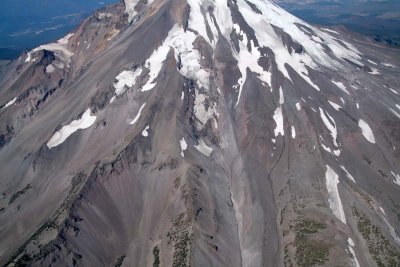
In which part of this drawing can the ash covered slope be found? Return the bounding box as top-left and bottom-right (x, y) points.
(0, 0), (400, 266)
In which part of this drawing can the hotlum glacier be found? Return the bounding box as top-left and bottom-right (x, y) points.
(0, 0), (399, 266)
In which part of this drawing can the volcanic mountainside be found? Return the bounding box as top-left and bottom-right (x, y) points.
(0, 0), (400, 266)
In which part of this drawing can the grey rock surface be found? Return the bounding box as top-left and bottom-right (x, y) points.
(0, 0), (399, 266)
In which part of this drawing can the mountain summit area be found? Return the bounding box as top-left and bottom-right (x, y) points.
(0, 0), (399, 266)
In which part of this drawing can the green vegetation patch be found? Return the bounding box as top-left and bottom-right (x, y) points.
(167, 213), (193, 267)
(153, 246), (160, 267)
(9, 184), (32, 204)
(352, 207), (400, 266)
(293, 219), (330, 267)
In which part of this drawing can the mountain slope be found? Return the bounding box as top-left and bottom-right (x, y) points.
(0, 0), (400, 266)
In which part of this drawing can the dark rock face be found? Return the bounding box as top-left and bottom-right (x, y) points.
(0, 0), (399, 266)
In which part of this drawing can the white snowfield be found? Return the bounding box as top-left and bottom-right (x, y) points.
(46, 64), (55, 73)
(291, 126), (296, 139)
(319, 108), (340, 156)
(332, 81), (350, 95)
(114, 68), (142, 96)
(325, 165), (346, 224)
(389, 88), (399, 95)
(194, 90), (218, 130)
(195, 139), (213, 157)
(180, 137), (188, 157)
(1, 97), (17, 110)
(28, 33), (74, 64)
(130, 103), (146, 125)
(383, 62), (395, 68)
(358, 119), (375, 144)
(347, 238), (360, 267)
(124, 0), (154, 22)
(340, 165), (356, 183)
(47, 108), (96, 149)
(328, 100), (342, 111)
(391, 171), (400, 186)
(141, 125), (149, 137)
(273, 87), (285, 137)
(138, 0), (363, 109)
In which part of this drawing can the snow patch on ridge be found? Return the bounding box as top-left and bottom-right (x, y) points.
(124, 0), (154, 22)
(114, 68), (142, 96)
(232, 23), (272, 105)
(31, 33), (74, 64)
(141, 24), (209, 92)
(47, 108), (96, 149)
(325, 165), (346, 224)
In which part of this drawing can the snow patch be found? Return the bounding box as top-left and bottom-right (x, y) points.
(358, 119), (375, 144)
(319, 108), (340, 155)
(273, 87), (285, 137)
(332, 81), (350, 95)
(291, 126), (296, 139)
(370, 68), (380, 75)
(233, 23), (272, 105)
(142, 125), (149, 137)
(340, 165), (356, 183)
(124, 0), (154, 22)
(325, 165), (346, 224)
(389, 108), (400, 119)
(47, 108), (96, 149)
(31, 33), (74, 63)
(328, 100), (341, 111)
(383, 62), (395, 68)
(46, 64), (55, 73)
(1, 97), (17, 110)
(141, 24), (209, 92)
(179, 137), (187, 157)
(347, 238), (360, 267)
(129, 103), (146, 125)
(389, 88), (399, 95)
(114, 68), (142, 96)
(391, 171), (400, 186)
(195, 139), (213, 157)
(295, 102), (301, 111)
(321, 28), (339, 34)
(194, 90), (217, 129)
